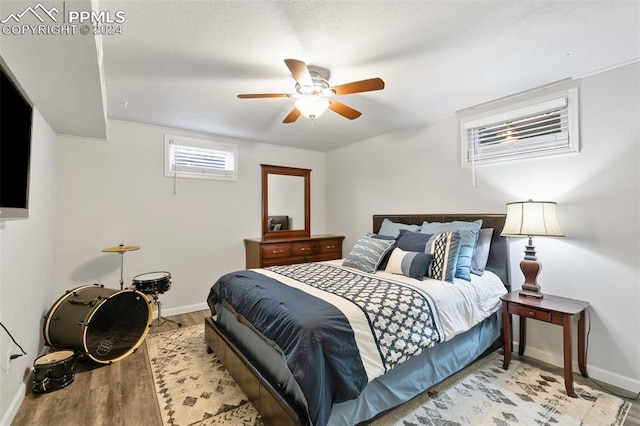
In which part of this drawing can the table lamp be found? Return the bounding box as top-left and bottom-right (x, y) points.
(501, 200), (564, 298)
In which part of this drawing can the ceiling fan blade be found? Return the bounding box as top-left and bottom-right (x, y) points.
(284, 59), (313, 87)
(237, 93), (290, 99)
(331, 78), (385, 95)
(283, 108), (301, 123)
(329, 100), (362, 120)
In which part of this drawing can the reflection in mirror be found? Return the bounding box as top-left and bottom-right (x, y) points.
(268, 174), (304, 231)
(262, 164), (311, 239)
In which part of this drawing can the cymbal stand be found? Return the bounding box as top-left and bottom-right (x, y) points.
(102, 243), (140, 290)
(150, 292), (182, 328)
(118, 251), (125, 290)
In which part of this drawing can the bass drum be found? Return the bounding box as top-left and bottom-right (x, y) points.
(43, 285), (152, 364)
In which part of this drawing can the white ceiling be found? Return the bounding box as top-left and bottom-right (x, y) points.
(2, 1), (639, 151)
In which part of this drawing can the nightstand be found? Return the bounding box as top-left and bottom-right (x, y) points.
(501, 292), (590, 397)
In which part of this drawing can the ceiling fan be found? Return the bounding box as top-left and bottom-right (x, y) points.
(237, 59), (385, 123)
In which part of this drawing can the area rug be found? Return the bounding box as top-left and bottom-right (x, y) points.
(373, 353), (631, 426)
(147, 325), (630, 426)
(146, 325), (262, 425)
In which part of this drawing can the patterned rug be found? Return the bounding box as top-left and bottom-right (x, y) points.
(146, 325), (262, 425)
(147, 325), (630, 426)
(373, 353), (631, 426)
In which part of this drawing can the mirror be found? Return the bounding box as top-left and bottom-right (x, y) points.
(262, 164), (310, 239)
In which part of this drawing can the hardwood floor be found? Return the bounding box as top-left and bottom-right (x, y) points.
(11, 310), (210, 426)
(11, 309), (640, 425)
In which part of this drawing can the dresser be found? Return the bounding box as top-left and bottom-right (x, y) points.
(244, 235), (344, 269)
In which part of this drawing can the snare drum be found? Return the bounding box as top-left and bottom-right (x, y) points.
(43, 285), (152, 364)
(132, 271), (171, 295)
(33, 350), (75, 393)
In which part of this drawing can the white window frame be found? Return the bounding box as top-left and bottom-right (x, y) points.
(460, 87), (580, 167)
(164, 135), (238, 181)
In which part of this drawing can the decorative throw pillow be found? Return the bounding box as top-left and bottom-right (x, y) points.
(471, 228), (494, 276)
(342, 236), (395, 274)
(367, 233), (397, 270)
(395, 229), (433, 252)
(378, 218), (421, 237)
(385, 248), (433, 280)
(421, 220), (482, 281)
(426, 231), (461, 282)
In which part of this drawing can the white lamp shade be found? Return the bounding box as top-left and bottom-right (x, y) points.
(295, 96), (330, 119)
(501, 200), (564, 237)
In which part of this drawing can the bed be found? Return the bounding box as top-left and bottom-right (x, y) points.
(205, 214), (511, 426)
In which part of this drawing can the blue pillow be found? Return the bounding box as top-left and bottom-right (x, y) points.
(367, 233), (397, 270)
(384, 248), (433, 280)
(396, 230), (433, 252)
(378, 218), (421, 237)
(342, 236), (395, 274)
(426, 231), (461, 283)
(421, 220), (482, 281)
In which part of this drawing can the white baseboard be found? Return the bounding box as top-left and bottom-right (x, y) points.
(0, 382), (26, 426)
(161, 302), (209, 318)
(514, 343), (640, 394)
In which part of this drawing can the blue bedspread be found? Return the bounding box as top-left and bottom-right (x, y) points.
(207, 263), (443, 426)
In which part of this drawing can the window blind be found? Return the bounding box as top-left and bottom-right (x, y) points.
(164, 135), (238, 181)
(461, 87), (579, 167)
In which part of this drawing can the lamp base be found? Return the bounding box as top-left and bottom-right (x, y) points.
(519, 286), (544, 299)
(518, 236), (544, 299)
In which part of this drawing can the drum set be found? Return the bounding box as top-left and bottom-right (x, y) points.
(34, 243), (180, 393)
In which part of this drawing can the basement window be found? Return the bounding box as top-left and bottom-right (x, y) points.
(164, 135), (238, 181)
(460, 87), (579, 167)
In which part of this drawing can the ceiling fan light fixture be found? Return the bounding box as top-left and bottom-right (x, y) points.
(295, 96), (330, 120)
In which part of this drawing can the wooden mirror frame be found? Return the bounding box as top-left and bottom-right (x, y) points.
(262, 164), (311, 239)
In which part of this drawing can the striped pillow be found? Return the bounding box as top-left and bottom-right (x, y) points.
(384, 248), (433, 280)
(342, 236), (395, 274)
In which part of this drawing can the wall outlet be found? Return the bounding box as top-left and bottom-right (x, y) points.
(1, 348), (12, 373)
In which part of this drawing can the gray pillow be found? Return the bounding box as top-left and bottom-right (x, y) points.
(471, 228), (493, 276)
(378, 218), (421, 237)
(342, 236), (395, 274)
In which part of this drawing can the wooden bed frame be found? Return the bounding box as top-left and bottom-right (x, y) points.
(204, 214), (510, 426)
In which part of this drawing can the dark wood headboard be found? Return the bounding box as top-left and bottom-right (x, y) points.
(373, 214), (510, 290)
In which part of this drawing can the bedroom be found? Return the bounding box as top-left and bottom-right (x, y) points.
(1, 0), (639, 425)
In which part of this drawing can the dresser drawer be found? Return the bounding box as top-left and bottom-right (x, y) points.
(292, 242), (317, 256)
(511, 304), (551, 322)
(318, 238), (342, 255)
(261, 244), (292, 259)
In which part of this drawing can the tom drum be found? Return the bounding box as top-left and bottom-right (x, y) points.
(32, 350), (75, 393)
(132, 271), (171, 295)
(43, 285), (152, 364)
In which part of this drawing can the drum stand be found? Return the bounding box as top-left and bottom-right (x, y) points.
(150, 292), (182, 328)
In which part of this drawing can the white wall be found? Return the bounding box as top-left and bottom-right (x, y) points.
(54, 120), (326, 315)
(0, 109), (57, 424)
(326, 62), (640, 393)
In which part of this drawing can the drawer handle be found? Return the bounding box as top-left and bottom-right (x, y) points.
(272, 250), (284, 254)
(325, 245), (335, 249)
(528, 311), (536, 317)
(300, 248), (311, 251)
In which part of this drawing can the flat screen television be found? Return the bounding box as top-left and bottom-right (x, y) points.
(0, 56), (33, 220)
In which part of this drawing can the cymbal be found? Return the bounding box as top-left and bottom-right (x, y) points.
(102, 244), (140, 253)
